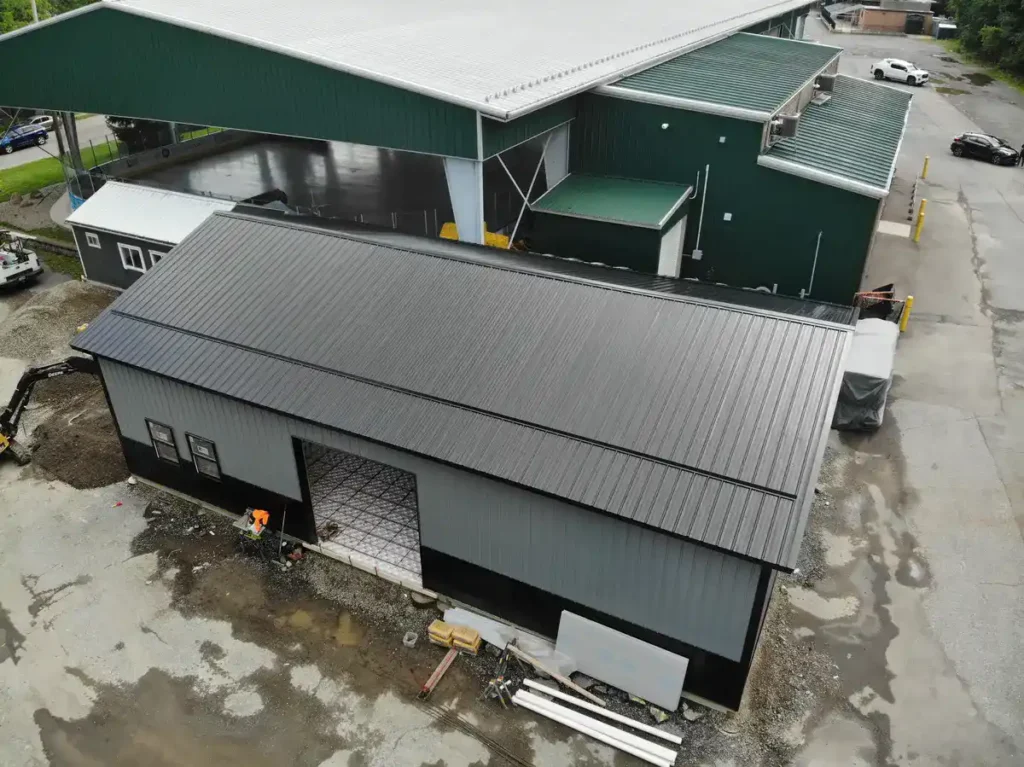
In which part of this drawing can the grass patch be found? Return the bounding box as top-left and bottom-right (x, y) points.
(36, 247), (83, 279)
(27, 224), (75, 244)
(179, 126), (223, 141)
(0, 139), (120, 201)
(939, 39), (1024, 94)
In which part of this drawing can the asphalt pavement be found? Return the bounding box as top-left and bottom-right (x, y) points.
(0, 115), (111, 170)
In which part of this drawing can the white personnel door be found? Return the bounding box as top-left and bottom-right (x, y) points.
(657, 216), (687, 278)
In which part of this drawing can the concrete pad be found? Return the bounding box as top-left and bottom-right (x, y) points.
(875, 220), (911, 238)
(891, 320), (1001, 417)
(0, 357), (27, 407)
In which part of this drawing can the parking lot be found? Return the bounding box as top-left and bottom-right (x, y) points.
(1, 21), (1022, 767)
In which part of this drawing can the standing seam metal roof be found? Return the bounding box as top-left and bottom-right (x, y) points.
(764, 74), (912, 192)
(73, 213), (852, 569)
(609, 33), (841, 116)
(13, 0), (816, 119)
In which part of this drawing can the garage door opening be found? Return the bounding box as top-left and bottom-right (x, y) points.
(301, 441), (421, 586)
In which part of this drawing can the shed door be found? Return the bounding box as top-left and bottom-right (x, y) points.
(657, 216), (686, 278)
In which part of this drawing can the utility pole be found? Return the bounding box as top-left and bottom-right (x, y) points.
(31, 0), (39, 23)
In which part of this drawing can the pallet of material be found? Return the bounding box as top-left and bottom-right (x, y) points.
(428, 620), (455, 647)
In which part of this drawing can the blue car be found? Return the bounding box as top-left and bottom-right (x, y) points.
(1, 124), (47, 154)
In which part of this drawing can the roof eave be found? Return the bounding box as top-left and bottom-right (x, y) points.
(596, 84), (772, 122)
(757, 153), (888, 199)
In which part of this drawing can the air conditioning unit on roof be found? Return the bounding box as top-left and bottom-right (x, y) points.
(816, 74), (837, 92)
(770, 114), (800, 138)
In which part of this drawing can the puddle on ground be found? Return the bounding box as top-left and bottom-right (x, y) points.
(962, 71), (994, 86)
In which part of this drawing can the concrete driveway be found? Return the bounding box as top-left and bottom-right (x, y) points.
(0, 116), (111, 171)
(787, 19), (1024, 766)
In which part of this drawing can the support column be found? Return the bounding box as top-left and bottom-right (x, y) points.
(795, 13), (806, 39)
(543, 124), (570, 189)
(444, 157), (485, 244)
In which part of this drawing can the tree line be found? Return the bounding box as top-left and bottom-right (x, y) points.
(949, 0), (1024, 76)
(0, 0), (95, 33)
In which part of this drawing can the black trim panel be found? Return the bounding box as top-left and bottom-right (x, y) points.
(422, 546), (767, 710)
(121, 436), (317, 543)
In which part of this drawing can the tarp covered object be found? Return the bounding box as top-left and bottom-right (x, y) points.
(833, 318), (900, 431)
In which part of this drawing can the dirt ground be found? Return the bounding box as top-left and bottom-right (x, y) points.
(0, 184), (66, 232)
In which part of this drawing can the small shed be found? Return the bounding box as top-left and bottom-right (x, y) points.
(529, 174), (693, 277)
(65, 181), (235, 289)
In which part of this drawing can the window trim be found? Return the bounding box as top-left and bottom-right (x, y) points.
(84, 231), (101, 249)
(149, 249), (167, 267)
(146, 419), (179, 465)
(118, 242), (146, 273)
(186, 432), (222, 481)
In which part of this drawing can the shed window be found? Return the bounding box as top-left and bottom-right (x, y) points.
(146, 419), (179, 464)
(118, 243), (146, 273)
(187, 434), (221, 480)
(85, 231), (100, 249)
(149, 250), (166, 267)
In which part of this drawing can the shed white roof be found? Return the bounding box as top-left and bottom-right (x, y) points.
(105, 0), (811, 119)
(65, 182), (236, 244)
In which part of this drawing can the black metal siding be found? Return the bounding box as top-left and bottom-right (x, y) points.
(70, 224), (171, 290)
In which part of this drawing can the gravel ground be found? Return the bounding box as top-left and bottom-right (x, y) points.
(0, 279), (115, 364)
(0, 184), (66, 231)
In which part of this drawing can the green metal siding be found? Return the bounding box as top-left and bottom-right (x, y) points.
(571, 94), (876, 303)
(481, 99), (576, 158)
(614, 33), (840, 115)
(743, 7), (804, 36)
(0, 8), (478, 157)
(529, 213), (662, 271)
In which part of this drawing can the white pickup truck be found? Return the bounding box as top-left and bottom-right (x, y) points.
(0, 232), (43, 288)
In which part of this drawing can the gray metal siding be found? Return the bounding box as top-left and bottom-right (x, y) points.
(101, 359), (760, 660)
(71, 224), (171, 290)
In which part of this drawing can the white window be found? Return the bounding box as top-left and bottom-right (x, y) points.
(149, 250), (166, 267)
(118, 243), (146, 273)
(187, 434), (221, 480)
(85, 231), (100, 249)
(146, 419), (179, 464)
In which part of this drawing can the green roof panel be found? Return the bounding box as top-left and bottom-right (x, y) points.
(612, 33), (842, 116)
(764, 74), (911, 193)
(531, 174), (692, 229)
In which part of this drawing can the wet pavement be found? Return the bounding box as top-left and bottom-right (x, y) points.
(138, 136), (541, 238)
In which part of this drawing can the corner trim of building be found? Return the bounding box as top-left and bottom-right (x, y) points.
(595, 85), (772, 123)
(757, 153), (887, 199)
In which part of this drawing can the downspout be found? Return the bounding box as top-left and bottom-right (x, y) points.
(804, 230), (822, 298)
(693, 164), (710, 259)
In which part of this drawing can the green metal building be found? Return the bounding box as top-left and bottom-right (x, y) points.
(0, 0), (908, 304)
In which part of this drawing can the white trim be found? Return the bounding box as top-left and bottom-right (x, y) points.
(148, 249), (167, 267)
(757, 154), (887, 199)
(117, 242), (147, 272)
(69, 228), (91, 281)
(527, 172), (571, 207)
(596, 85), (772, 123)
(475, 111), (484, 162)
(656, 186), (694, 229)
(84, 231), (100, 248)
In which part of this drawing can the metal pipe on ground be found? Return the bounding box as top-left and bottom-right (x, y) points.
(512, 692), (673, 767)
(516, 691), (678, 763)
(522, 679), (682, 745)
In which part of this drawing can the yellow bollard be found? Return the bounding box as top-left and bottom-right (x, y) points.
(900, 295), (914, 333)
(921, 155), (930, 180)
(913, 199), (927, 243)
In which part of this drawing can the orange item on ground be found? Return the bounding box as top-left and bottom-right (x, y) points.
(251, 509), (270, 535)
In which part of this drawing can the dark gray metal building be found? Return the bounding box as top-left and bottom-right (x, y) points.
(65, 181), (234, 289)
(73, 212), (854, 710)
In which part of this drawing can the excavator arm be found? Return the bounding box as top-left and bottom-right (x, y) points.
(0, 355), (99, 465)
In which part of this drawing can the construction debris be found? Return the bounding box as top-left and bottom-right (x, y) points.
(402, 631), (417, 648)
(513, 689), (678, 767)
(682, 702), (705, 722)
(418, 647), (459, 700)
(427, 619), (454, 648)
(649, 706), (670, 724)
(506, 644), (605, 707)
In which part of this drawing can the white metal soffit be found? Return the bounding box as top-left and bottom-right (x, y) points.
(106, 0), (813, 119)
(65, 181), (236, 244)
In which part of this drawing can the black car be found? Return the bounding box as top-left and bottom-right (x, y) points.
(950, 133), (1020, 166)
(0, 124), (47, 154)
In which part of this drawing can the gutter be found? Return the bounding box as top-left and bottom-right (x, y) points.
(757, 154), (887, 199)
(596, 85), (772, 123)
